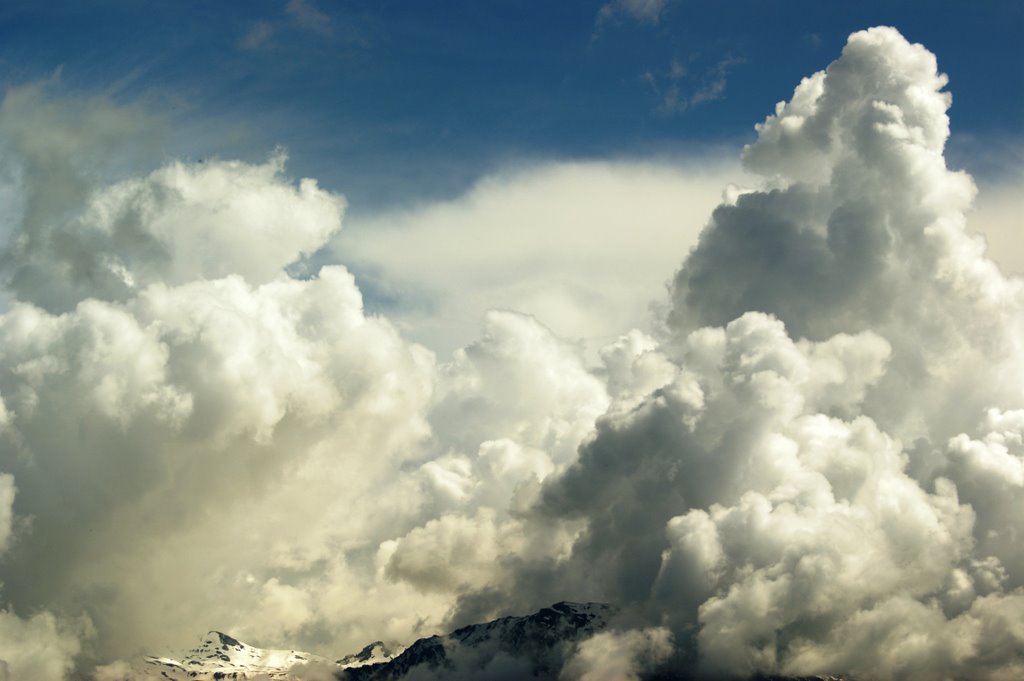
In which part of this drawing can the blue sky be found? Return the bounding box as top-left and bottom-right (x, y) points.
(1, 0), (1020, 215)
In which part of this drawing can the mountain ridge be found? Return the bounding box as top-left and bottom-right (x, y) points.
(135, 602), (858, 681)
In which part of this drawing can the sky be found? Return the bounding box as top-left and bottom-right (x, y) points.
(0, 2), (1023, 681)
(0, 1), (1020, 208)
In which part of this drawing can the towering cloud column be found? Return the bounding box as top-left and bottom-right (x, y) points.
(530, 27), (1024, 681)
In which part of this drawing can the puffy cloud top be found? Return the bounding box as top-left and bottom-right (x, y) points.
(4, 152), (343, 312)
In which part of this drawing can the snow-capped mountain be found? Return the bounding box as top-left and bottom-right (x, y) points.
(342, 601), (615, 680)
(337, 641), (397, 669)
(137, 602), (610, 680)
(137, 604), (855, 680)
(142, 630), (343, 679)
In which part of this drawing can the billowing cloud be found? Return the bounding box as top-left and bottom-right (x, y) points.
(1, 24), (1022, 681)
(0, 83), (441, 669)
(0, 474), (84, 680)
(667, 28), (1023, 446)
(493, 25), (1024, 680)
(0, 81), (620, 677)
(5, 149), (342, 311)
(561, 628), (673, 681)
(0, 609), (84, 681)
(0, 473), (14, 554)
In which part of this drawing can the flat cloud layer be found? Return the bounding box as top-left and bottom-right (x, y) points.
(0, 25), (1022, 681)
(336, 159), (744, 357)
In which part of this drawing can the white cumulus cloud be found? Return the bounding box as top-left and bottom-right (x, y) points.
(0, 24), (1022, 681)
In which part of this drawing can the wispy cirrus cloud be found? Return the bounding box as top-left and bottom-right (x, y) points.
(643, 54), (745, 114)
(285, 0), (333, 38)
(238, 0), (333, 51)
(596, 0), (671, 27)
(238, 20), (275, 51)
